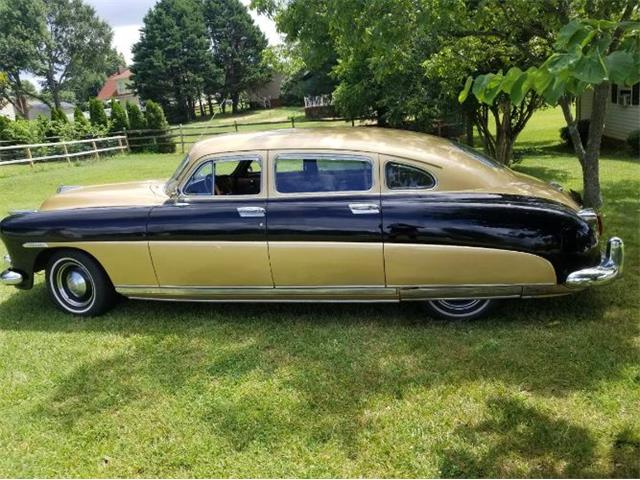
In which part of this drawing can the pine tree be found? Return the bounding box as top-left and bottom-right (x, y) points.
(88, 98), (108, 127)
(109, 99), (129, 132)
(131, 0), (218, 122)
(204, 0), (268, 114)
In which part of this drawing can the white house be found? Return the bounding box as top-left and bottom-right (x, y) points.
(0, 102), (16, 120)
(577, 82), (639, 141)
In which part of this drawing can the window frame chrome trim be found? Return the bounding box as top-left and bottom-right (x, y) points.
(383, 159), (438, 192)
(177, 153), (265, 202)
(272, 151), (376, 197)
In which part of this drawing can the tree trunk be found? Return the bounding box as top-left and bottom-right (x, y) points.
(231, 92), (240, 114)
(494, 100), (514, 165)
(464, 110), (474, 146)
(581, 83), (609, 209)
(207, 95), (214, 116)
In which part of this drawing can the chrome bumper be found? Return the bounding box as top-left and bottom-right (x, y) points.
(1, 269), (24, 286)
(566, 237), (624, 288)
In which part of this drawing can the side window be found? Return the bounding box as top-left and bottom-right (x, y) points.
(385, 162), (436, 190)
(275, 155), (372, 193)
(183, 161), (213, 195)
(183, 158), (261, 196)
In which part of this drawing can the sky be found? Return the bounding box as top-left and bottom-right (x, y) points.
(87, 0), (282, 65)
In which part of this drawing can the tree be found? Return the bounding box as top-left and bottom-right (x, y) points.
(0, 0), (51, 116)
(31, 0), (115, 109)
(461, 8), (639, 208)
(204, 0), (268, 113)
(132, 0), (217, 123)
(109, 100), (129, 133)
(144, 100), (175, 153)
(66, 49), (126, 105)
(88, 98), (108, 128)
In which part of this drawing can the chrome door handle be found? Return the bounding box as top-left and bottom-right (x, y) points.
(237, 206), (265, 218)
(349, 203), (380, 215)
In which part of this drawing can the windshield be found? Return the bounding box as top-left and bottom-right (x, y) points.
(453, 142), (505, 169)
(165, 154), (190, 195)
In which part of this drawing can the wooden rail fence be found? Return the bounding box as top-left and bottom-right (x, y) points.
(0, 135), (128, 167)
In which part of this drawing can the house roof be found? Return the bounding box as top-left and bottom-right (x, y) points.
(97, 68), (132, 101)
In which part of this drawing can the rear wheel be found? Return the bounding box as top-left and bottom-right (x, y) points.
(425, 298), (495, 320)
(45, 250), (117, 316)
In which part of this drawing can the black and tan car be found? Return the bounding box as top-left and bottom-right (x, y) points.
(0, 128), (624, 319)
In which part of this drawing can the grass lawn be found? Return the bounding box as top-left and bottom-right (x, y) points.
(0, 108), (638, 477)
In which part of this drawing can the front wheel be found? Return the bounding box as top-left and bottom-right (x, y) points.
(425, 298), (495, 320)
(46, 250), (117, 316)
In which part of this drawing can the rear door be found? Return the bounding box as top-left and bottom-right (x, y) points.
(266, 150), (385, 287)
(147, 151), (273, 287)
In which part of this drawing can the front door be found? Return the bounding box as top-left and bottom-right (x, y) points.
(147, 152), (273, 287)
(266, 151), (385, 287)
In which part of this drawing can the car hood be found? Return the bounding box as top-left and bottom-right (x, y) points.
(39, 180), (169, 211)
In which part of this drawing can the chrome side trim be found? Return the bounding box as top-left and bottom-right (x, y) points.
(1, 269), (24, 286)
(116, 283), (572, 302)
(8, 209), (37, 215)
(56, 185), (81, 194)
(23, 242), (49, 249)
(565, 236), (624, 288)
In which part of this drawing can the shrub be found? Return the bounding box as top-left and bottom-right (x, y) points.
(74, 106), (89, 127)
(144, 100), (175, 153)
(560, 119), (590, 148)
(110, 100), (129, 133)
(627, 130), (640, 157)
(0, 118), (44, 145)
(89, 98), (109, 128)
(50, 107), (68, 124)
(125, 102), (147, 152)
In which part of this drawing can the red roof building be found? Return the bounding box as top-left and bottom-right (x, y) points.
(97, 67), (140, 105)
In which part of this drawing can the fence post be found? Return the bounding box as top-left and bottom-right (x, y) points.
(291, 117), (295, 128)
(123, 129), (131, 153)
(351, 118), (355, 127)
(233, 121), (238, 132)
(179, 124), (185, 153)
(117, 136), (124, 154)
(91, 140), (99, 160)
(26, 147), (34, 168)
(63, 142), (71, 164)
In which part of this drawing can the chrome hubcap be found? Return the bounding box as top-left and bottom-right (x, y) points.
(66, 271), (88, 297)
(53, 259), (95, 310)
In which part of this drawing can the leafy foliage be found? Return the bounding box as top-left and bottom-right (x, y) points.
(88, 98), (108, 128)
(132, 0), (220, 123)
(73, 106), (89, 127)
(204, 0), (269, 113)
(126, 103), (147, 131)
(460, 20), (640, 106)
(109, 100), (129, 133)
(144, 100), (175, 153)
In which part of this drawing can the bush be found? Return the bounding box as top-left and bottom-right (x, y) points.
(144, 100), (175, 153)
(0, 118), (44, 145)
(560, 119), (590, 148)
(627, 130), (640, 157)
(74, 106), (89, 127)
(89, 98), (109, 128)
(125, 102), (147, 152)
(50, 107), (69, 124)
(110, 100), (129, 133)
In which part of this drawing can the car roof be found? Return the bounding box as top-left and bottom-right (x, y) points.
(188, 127), (475, 169)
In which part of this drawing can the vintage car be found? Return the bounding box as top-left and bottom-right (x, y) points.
(0, 128), (624, 319)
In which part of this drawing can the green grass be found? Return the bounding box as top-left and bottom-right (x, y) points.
(0, 108), (639, 477)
